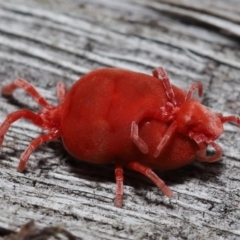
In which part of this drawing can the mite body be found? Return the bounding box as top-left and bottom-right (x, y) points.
(0, 67), (239, 207)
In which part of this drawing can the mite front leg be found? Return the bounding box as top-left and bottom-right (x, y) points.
(221, 115), (240, 126)
(185, 82), (203, 101)
(127, 162), (173, 198)
(154, 121), (177, 158)
(115, 163), (124, 207)
(197, 142), (222, 163)
(130, 109), (166, 154)
(131, 121), (148, 154)
(152, 67), (177, 106)
(2, 78), (51, 108)
(189, 131), (222, 162)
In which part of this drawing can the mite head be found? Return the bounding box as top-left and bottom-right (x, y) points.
(153, 68), (240, 161)
(176, 98), (224, 142)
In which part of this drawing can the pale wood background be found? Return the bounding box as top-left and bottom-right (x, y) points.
(0, 0), (240, 239)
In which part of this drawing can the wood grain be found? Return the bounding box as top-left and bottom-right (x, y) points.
(0, 0), (240, 239)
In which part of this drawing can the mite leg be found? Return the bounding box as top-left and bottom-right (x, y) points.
(185, 82), (203, 101)
(115, 163), (124, 207)
(197, 141), (222, 163)
(131, 121), (148, 154)
(17, 130), (61, 172)
(221, 115), (240, 126)
(57, 82), (67, 104)
(152, 67), (177, 106)
(154, 121), (177, 158)
(131, 109), (166, 154)
(189, 131), (223, 162)
(2, 79), (51, 108)
(0, 110), (44, 147)
(127, 162), (173, 198)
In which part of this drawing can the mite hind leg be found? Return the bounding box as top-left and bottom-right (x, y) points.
(196, 141), (222, 163)
(2, 78), (51, 108)
(17, 130), (61, 172)
(115, 163), (124, 207)
(189, 131), (223, 163)
(0, 110), (44, 147)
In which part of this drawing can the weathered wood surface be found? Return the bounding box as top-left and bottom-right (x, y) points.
(0, 0), (240, 239)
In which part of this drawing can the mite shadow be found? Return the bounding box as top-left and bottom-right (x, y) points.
(41, 140), (225, 207)
(2, 92), (41, 111)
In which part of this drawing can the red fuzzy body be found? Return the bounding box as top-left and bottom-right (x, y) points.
(61, 68), (198, 170)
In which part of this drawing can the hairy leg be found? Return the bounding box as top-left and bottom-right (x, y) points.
(221, 115), (240, 126)
(127, 162), (173, 198)
(131, 67), (180, 155)
(0, 110), (44, 147)
(115, 163), (124, 207)
(189, 131), (223, 162)
(17, 130), (61, 172)
(185, 82), (203, 101)
(2, 78), (51, 108)
(154, 121), (177, 158)
(197, 141), (222, 163)
(131, 121), (148, 154)
(152, 67), (177, 106)
(57, 82), (67, 104)
(130, 109), (167, 154)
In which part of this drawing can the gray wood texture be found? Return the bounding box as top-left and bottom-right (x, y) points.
(0, 0), (240, 239)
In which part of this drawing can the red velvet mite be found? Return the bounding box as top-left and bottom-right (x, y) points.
(0, 67), (239, 207)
